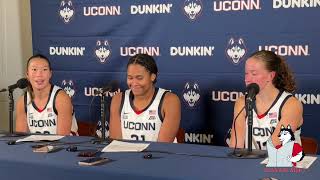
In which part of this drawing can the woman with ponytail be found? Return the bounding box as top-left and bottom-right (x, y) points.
(229, 50), (303, 150)
(15, 54), (78, 135)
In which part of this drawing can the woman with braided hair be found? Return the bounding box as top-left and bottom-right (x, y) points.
(109, 54), (181, 142)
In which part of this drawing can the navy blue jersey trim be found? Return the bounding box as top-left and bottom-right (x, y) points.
(53, 88), (63, 115)
(24, 91), (27, 114)
(278, 94), (293, 121)
(158, 91), (169, 123)
(119, 92), (125, 116)
(129, 87), (159, 113)
(31, 85), (54, 112)
(253, 90), (284, 117)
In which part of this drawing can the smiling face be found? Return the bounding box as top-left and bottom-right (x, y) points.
(245, 57), (275, 93)
(127, 64), (156, 97)
(26, 57), (52, 91)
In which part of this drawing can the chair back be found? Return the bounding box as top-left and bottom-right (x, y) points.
(301, 136), (318, 155)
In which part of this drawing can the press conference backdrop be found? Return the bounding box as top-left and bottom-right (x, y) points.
(30, 0), (320, 147)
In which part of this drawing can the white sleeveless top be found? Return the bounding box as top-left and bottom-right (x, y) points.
(120, 88), (167, 142)
(25, 85), (78, 134)
(245, 91), (301, 150)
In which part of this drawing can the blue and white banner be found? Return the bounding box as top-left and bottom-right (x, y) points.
(31, 0), (320, 148)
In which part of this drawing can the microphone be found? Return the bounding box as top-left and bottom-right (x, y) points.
(1, 78), (29, 135)
(93, 80), (119, 96)
(8, 78), (29, 91)
(0, 78), (29, 93)
(228, 83), (266, 158)
(246, 83), (259, 102)
(101, 80), (119, 93)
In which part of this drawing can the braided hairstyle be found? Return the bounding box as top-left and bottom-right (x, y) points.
(127, 54), (158, 84)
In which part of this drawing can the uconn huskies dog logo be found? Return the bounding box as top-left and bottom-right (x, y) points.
(95, 40), (111, 64)
(266, 125), (304, 167)
(182, 82), (200, 108)
(59, 0), (75, 24)
(226, 38), (247, 65)
(96, 120), (109, 138)
(183, 0), (202, 20)
(61, 80), (75, 98)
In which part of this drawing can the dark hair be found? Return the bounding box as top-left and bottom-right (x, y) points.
(27, 54), (52, 70)
(127, 54), (158, 84)
(278, 126), (295, 141)
(249, 50), (296, 93)
(26, 54), (52, 102)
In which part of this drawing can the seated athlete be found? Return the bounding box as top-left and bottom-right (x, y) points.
(109, 54), (181, 142)
(16, 54), (78, 135)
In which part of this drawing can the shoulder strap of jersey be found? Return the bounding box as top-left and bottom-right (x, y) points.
(53, 86), (63, 115)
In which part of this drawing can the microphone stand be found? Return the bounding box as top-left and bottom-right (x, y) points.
(101, 94), (106, 142)
(0, 88), (26, 137)
(91, 90), (111, 145)
(9, 89), (14, 134)
(0, 78), (29, 137)
(230, 98), (266, 159)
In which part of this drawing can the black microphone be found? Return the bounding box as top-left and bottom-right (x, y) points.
(8, 78), (29, 91)
(0, 78), (29, 92)
(94, 80), (119, 96)
(102, 80), (119, 93)
(246, 83), (259, 102)
(228, 83), (266, 158)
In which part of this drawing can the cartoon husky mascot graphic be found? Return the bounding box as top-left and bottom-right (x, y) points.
(59, 0), (75, 24)
(95, 40), (111, 64)
(266, 125), (304, 167)
(183, 0), (202, 20)
(182, 82), (200, 108)
(96, 120), (109, 139)
(61, 80), (75, 98)
(226, 38), (246, 64)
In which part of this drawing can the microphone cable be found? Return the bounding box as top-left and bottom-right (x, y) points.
(89, 93), (98, 136)
(231, 105), (246, 155)
(143, 149), (239, 159)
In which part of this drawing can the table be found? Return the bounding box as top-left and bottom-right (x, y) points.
(0, 135), (318, 180)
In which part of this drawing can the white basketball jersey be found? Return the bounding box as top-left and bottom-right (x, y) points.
(120, 88), (167, 142)
(25, 85), (78, 134)
(245, 91), (301, 150)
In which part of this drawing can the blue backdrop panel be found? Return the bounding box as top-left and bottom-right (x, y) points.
(31, 0), (320, 150)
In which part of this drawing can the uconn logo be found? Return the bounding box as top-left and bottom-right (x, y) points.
(61, 80), (76, 98)
(213, 0), (261, 12)
(182, 82), (201, 108)
(258, 44), (310, 56)
(94, 40), (111, 63)
(84, 87), (120, 97)
(226, 38), (247, 65)
(120, 46), (160, 57)
(59, 0), (75, 24)
(212, 91), (244, 102)
(83, 5), (121, 16)
(183, 0), (203, 20)
(212, 90), (320, 104)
